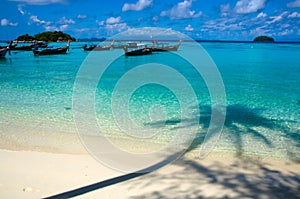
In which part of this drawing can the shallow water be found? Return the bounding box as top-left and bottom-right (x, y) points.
(0, 41), (299, 159)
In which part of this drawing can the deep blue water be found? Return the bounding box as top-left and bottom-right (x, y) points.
(0, 41), (299, 159)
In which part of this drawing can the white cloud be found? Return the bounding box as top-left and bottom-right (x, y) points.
(8, 0), (66, 5)
(288, 12), (300, 18)
(1, 18), (18, 26)
(267, 12), (288, 24)
(44, 25), (58, 31)
(75, 28), (90, 33)
(99, 16), (128, 34)
(105, 23), (128, 34)
(267, 16), (282, 24)
(58, 17), (75, 25)
(220, 4), (230, 17)
(257, 12), (267, 18)
(30, 15), (76, 31)
(287, 0), (300, 8)
(235, 0), (267, 14)
(200, 17), (246, 35)
(97, 20), (105, 26)
(106, 16), (122, 24)
(249, 25), (271, 36)
(152, 16), (159, 22)
(185, 24), (194, 31)
(18, 5), (26, 15)
(77, 14), (87, 19)
(278, 29), (294, 36)
(111, 27), (189, 41)
(122, 0), (152, 12)
(160, 0), (202, 19)
(30, 15), (49, 25)
(126, 27), (176, 35)
(60, 24), (68, 31)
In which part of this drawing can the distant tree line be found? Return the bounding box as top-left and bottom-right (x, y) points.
(253, 36), (274, 42)
(16, 31), (76, 42)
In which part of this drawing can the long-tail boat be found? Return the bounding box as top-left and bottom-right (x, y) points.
(124, 43), (152, 56)
(151, 40), (182, 52)
(33, 41), (69, 56)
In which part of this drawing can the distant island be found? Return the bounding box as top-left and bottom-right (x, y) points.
(15, 31), (76, 42)
(253, 36), (275, 43)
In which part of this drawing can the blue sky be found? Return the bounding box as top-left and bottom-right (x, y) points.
(1, 0), (300, 41)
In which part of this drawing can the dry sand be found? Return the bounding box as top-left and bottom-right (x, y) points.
(0, 149), (299, 199)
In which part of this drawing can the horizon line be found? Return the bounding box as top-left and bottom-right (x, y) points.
(1, 38), (300, 43)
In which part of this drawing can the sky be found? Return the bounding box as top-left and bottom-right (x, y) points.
(0, 0), (300, 41)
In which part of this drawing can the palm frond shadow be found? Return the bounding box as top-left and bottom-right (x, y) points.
(148, 104), (299, 161)
(129, 157), (300, 199)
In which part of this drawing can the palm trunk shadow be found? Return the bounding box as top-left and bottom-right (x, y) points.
(43, 152), (181, 199)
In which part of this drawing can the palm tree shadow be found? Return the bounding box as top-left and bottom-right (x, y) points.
(129, 157), (300, 199)
(43, 152), (182, 199)
(149, 104), (299, 161)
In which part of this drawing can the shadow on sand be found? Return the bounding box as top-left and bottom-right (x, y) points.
(43, 104), (299, 198)
(129, 157), (300, 199)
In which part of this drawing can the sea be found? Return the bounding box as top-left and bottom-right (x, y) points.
(0, 41), (299, 161)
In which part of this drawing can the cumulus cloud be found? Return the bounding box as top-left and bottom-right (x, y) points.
(122, 0), (152, 12)
(160, 0), (202, 19)
(1, 18), (18, 26)
(257, 12), (267, 18)
(235, 0), (267, 14)
(98, 16), (128, 34)
(185, 24), (194, 31)
(106, 16), (122, 24)
(8, 0), (66, 5)
(287, 0), (300, 8)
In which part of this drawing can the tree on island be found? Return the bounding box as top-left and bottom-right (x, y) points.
(253, 36), (275, 43)
(15, 31), (76, 42)
(16, 34), (35, 41)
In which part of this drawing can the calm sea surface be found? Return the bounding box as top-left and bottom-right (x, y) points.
(0, 41), (299, 159)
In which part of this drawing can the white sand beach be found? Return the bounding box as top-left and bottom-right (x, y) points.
(1, 148), (299, 199)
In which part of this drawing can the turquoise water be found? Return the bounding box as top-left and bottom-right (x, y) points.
(0, 41), (299, 159)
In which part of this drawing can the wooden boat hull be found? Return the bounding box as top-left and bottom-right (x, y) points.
(125, 48), (152, 56)
(13, 45), (34, 51)
(0, 48), (8, 58)
(93, 46), (111, 51)
(83, 45), (96, 51)
(11, 42), (47, 51)
(112, 45), (127, 49)
(84, 45), (111, 51)
(152, 46), (179, 52)
(151, 41), (182, 52)
(33, 46), (68, 56)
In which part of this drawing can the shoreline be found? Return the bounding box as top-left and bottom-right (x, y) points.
(0, 148), (299, 199)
